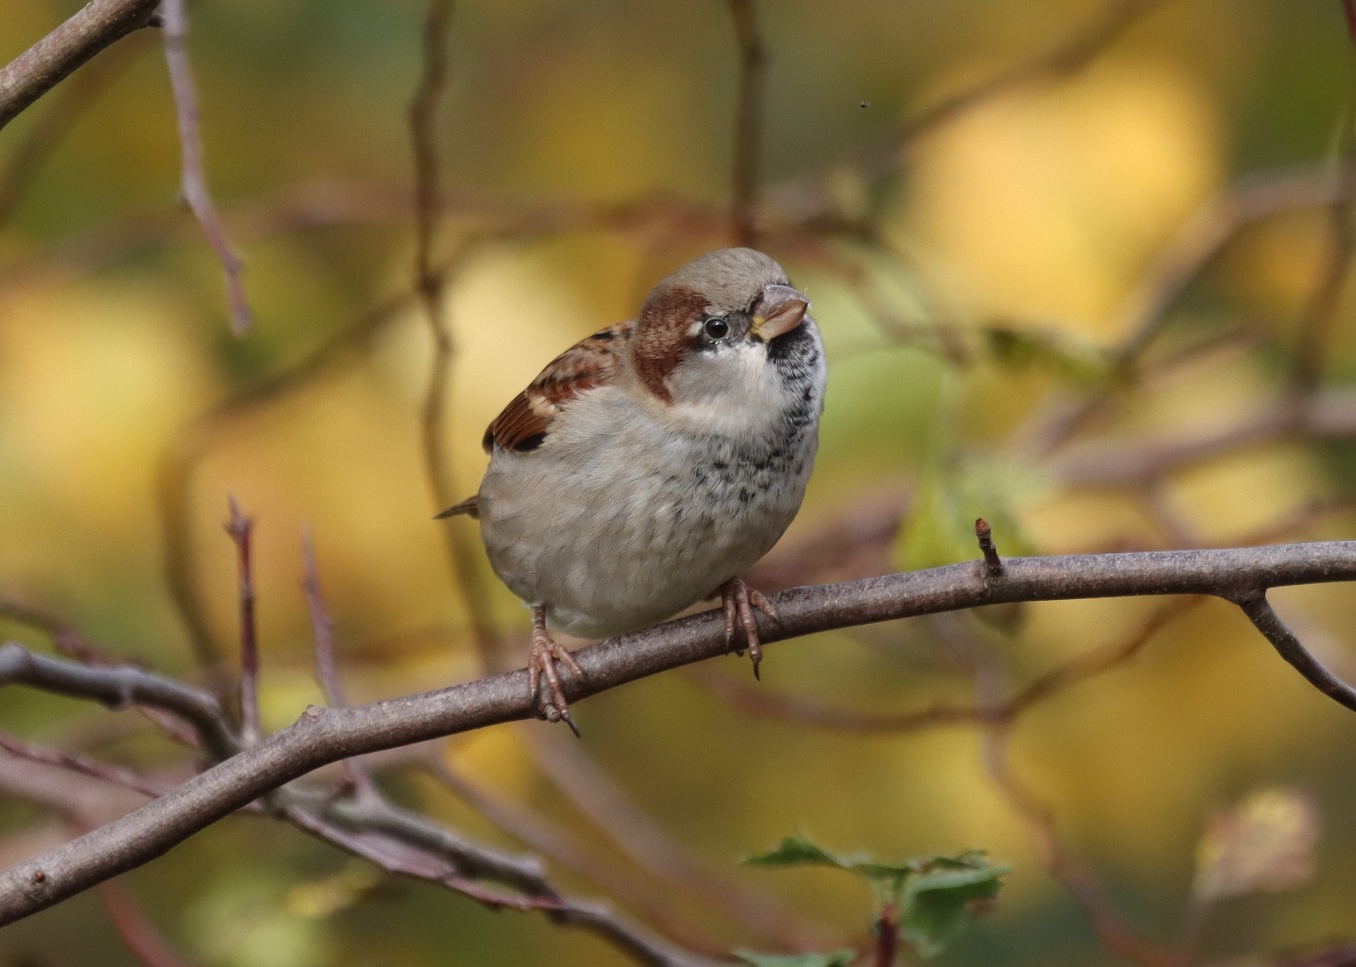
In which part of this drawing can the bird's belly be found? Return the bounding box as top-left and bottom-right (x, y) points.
(479, 441), (809, 639)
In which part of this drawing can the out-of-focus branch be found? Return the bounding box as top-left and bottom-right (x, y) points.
(224, 498), (260, 743)
(726, 0), (764, 247)
(160, 0), (252, 335)
(5, 541), (1356, 923)
(0, 0), (160, 131)
(0, 641), (237, 760)
(1053, 389), (1356, 488)
(408, 0), (500, 669)
(1025, 163), (1356, 455)
(96, 881), (202, 967)
(1289, 150), (1356, 391)
(426, 757), (749, 954)
(691, 599), (1199, 734)
(526, 728), (827, 948)
(0, 729), (173, 801)
(0, 34), (143, 226)
(960, 610), (1174, 967)
(774, 0), (1173, 212)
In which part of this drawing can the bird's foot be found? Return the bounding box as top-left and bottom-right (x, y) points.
(528, 607), (584, 737)
(719, 577), (779, 680)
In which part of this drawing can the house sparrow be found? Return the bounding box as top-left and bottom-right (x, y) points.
(439, 247), (826, 732)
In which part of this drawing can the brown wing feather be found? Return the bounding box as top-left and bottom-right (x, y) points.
(483, 320), (633, 453)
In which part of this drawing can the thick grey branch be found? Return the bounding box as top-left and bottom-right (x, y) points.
(0, 0), (160, 131)
(3, 541), (1356, 925)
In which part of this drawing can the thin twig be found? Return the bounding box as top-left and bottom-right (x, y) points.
(425, 757), (744, 953)
(0, 0), (160, 131)
(1230, 590), (1356, 712)
(975, 518), (1004, 577)
(726, 0), (764, 247)
(160, 0), (253, 336)
(0, 730), (172, 800)
(224, 498), (260, 744)
(0, 35), (144, 226)
(300, 527), (381, 798)
(966, 630), (1175, 967)
(527, 728), (826, 947)
(0, 641), (237, 760)
(691, 599), (1198, 734)
(408, 0), (499, 669)
(1024, 164), (1355, 455)
(301, 529), (345, 709)
(96, 881), (203, 967)
(774, 0), (1173, 211)
(281, 785), (724, 966)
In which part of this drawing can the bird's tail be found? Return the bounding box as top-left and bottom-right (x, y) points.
(435, 496), (479, 519)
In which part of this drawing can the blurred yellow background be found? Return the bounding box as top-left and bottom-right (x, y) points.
(3, 1), (1356, 965)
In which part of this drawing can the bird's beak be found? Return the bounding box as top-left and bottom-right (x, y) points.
(751, 283), (809, 341)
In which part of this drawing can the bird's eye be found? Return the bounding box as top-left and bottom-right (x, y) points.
(702, 317), (730, 340)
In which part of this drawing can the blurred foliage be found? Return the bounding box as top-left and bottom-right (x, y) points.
(2, 1), (1356, 966)
(744, 834), (1008, 959)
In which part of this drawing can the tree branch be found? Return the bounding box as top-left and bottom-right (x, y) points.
(0, 0), (160, 132)
(3, 541), (1356, 924)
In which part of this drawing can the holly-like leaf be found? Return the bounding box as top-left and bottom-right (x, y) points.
(899, 854), (1009, 958)
(747, 836), (1009, 960)
(734, 949), (858, 967)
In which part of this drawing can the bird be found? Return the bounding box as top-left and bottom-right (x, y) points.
(439, 247), (827, 733)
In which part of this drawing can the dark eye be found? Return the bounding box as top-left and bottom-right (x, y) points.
(702, 317), (730, 340)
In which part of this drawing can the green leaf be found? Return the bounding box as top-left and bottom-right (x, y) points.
(743, 833), (858, 870)
(899, 855), (1009, 958)
(734, 950), (858, 967)
(746, 836), (1009, 960)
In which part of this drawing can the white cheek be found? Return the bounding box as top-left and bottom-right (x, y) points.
(663, 343), (785, 436)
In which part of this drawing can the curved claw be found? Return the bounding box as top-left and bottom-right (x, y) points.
(528, 606), (585, 737)
(719, 578), (779, 679)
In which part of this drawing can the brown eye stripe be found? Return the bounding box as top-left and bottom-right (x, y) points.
(632, 285), (708, 404)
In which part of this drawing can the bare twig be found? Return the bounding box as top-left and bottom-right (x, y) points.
(0, 35), (144, 226)
(161, 0), (252, 335)
(692, 599), (1198, 734)
(966, 629), (1174, 967)
(224, 498), (260, 744)
(975, 518), (1004, 577)
(280, 782), (724, 965)
(527, 728), (825, 947)
(726, 0), (765, 246)
(1051, 388), (1356, 490)
(301, 529), (345, 709)
(0, 730), (172, 800)
(96, 881), (202, 967)
(426, 757), (742, 953)
(0, 0), (160, 131)
(1289, 152), (1356, 392)
(1230, 589), (1356, 711)
(774, 0), (1173, 212)
(0, 641), (236, 760)
(408, 0), (499, 668)
(1024, 164), (1356, 455)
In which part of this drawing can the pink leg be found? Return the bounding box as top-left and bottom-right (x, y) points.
(719, 577), (779, 680)
(527, 606), (585, 736)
